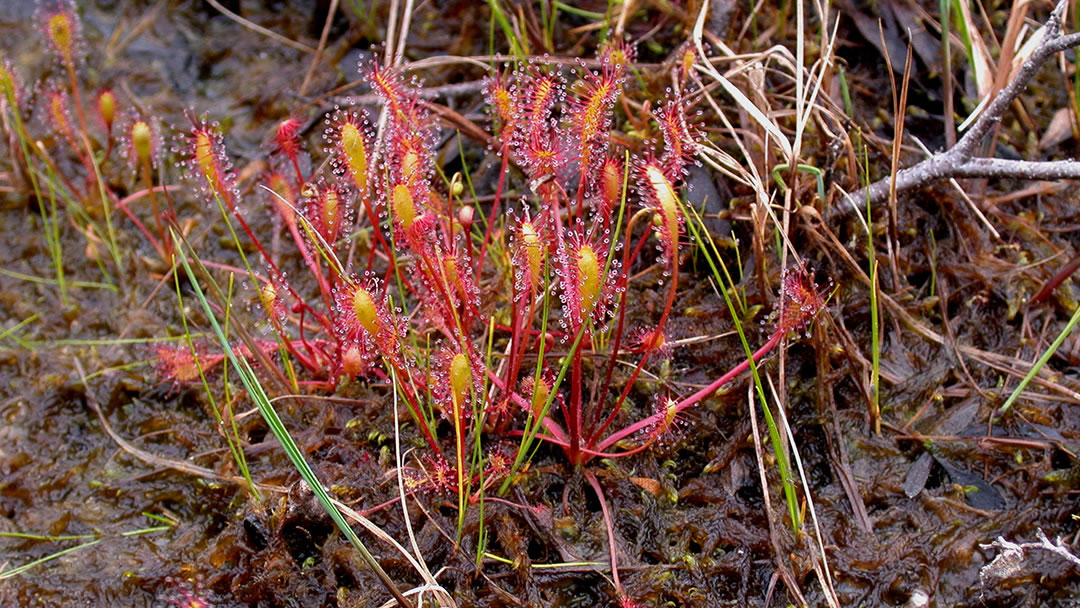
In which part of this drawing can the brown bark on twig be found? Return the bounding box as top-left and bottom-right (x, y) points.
(831, 0), (1080, 222)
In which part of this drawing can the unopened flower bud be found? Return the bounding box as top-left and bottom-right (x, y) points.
(457, 205), (474, 230)
(530, 379), (549, 419)
(132, 120), (152, 165)
(680, 46), (696, 79)
(259, 282), (277, 315)
(342, 345), (365, 377)
(84, 225), (100, 261)
(98, 90), (116, 131)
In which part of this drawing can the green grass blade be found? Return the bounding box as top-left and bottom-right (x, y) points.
(0, 313), (39, 344)
(682, 200), (800, 531)
(173, 237), (413, 608)
(486, 0), (526, 57)
(0, 539), (103, 579)
(0, 268), (115, 291)
(172, 266), (258, 499)
(865, 155), (881, 436)
(997, 302), (1080, 418)
(0, 524), (168, 580)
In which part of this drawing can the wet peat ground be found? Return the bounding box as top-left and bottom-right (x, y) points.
(1, 1), (1079, 606)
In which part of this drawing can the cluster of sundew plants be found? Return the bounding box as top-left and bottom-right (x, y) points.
(3, 0), (831, 552)
(0, 0), (178, 302)
(155, 34), (829, 510)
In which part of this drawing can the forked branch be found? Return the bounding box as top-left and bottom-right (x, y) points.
(980, 529), (1080, 585)
(832, 0), (1080, 221)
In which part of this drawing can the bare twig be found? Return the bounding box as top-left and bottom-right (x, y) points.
(298, 0), (339, 97)
(204, 0), (315, 53)
(325, 79), (489, 108)
(73, 358), (286, 494)
(833, 0), (1080, 221)
(910, 136), (1000, 238)
(980, 529), (1080, 587)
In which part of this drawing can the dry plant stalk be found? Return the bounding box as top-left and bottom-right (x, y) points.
(980, 529), (1080, 586)
(832, 0), (1080, 221)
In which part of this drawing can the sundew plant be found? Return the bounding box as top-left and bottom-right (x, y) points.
(166, 42), (823, 486)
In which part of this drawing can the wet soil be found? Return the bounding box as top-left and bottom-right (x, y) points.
(1, 1), (1079, 607)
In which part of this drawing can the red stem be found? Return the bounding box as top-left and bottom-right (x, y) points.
(590, 260), (679, 444)
(220, 190), (332, 333)
(261, 330), (319, 373)
(484, 369), (569, 444)
(115, 185), (182, 210)
(359, 194), (394, 273)
(596, 331), (784, 452)
(588, 350), (652, 447)
(290, 156), (304, 186)
(64, 61), (97, 192)
(107, 191), (164, 258)
(502, 288), (535, 410)
(583, 470), (624, 598)
(282, 214), (329, 306)
(1032, 251), (1080, 304)
(567, 347), (584, 465)
(572, 148), (592, 221)
(527, 430), (655, 459)
(295, 308), (323, 372)
(589, 216), (652, 433)
(392, 359), (444, 457)
(138, 161), (167, 258)
(65, 61), (90, 152)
